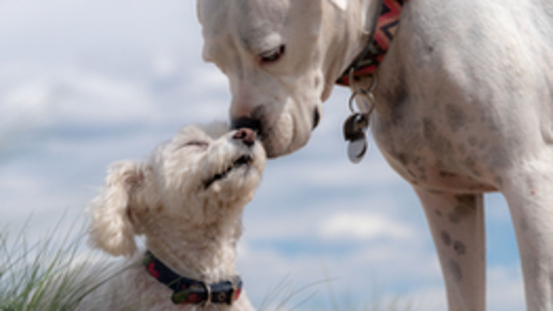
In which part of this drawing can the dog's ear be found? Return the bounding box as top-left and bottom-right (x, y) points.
(196, 0), (206, 24)
(328, 0), (382, 35)
(361, 0), (383, 36)
(197, 0), (227, 25)
(87, 161), (145, 257)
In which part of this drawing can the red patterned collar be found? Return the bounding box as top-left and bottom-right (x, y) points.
(336, 0), (408, 86)
(143, 251), (242, 306)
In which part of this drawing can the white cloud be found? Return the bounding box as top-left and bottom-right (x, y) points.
(0, 0), (199, 63)
(184, 64), (230, 96)
(319, 212), (416, 241)
(265, 156), (403, 190)
(488, 265), (524, 311)
(236, 239), (445, 310)
(0, 66), (158, 134)
(152, 52), (180, 79)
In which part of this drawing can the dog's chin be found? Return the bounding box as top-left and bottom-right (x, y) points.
(202, 153), (265, 192)
(261, 127), (310, 159)
(203, 155), (252, 189)
(257, 113), (312, 158)
(262, 138), (291, 158)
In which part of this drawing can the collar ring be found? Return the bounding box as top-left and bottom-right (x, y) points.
(348, 72), (378, 115)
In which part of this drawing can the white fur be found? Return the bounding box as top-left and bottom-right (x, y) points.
(198, 0), (553, 310)
(80, 123), (265, 310)
(329, 0), (348, 11)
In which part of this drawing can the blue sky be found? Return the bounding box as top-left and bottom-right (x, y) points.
(0, 1), (524, 309)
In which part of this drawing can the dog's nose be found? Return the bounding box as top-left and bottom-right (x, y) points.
(231, 117), (260, 133)
(233, 128), (256, 146)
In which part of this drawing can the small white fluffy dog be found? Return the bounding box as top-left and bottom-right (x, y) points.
(78, 124), (265, 310)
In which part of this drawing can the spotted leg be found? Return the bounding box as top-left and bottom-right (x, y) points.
(500, 165), (553, 311)
(414, 187), (486, 311)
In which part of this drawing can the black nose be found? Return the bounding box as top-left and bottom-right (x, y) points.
(233, 128), (256, 146)
(231, 117), (260, 133)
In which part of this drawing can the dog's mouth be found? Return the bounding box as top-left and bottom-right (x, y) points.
(203, 154), (253, 189)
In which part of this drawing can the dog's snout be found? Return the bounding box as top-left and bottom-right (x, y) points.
(233, 128), (256, 146)
(231, 117), (260, 133)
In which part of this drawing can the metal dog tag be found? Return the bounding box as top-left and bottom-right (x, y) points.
(343, 113), (368, 141)
(343, 113), (369, 163)
(347, 137), (368, 163)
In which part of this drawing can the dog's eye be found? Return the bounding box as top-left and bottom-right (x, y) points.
(259, 45), (285, 64)
(184, 141), (208, 148)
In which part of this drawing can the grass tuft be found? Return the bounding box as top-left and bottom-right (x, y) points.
(0, 217), (114, 311)
(0, 217), (421, 311)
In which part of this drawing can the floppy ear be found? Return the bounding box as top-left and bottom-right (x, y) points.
(197, 0), (227, 25)
(361, 0), (383, 35)
(87, 161), (145, 257)
(196, 0), (206, 24)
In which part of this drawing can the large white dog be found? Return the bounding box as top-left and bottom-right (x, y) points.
(197, 0), (553, 310)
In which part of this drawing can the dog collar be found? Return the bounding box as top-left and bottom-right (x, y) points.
(143, 251), (242, 305)
(336, 0), (408, 86)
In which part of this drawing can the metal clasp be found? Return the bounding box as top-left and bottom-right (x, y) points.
(228, 284), (236, 305)
(348, 69), (377, 117)
(201, 282), (212, 307)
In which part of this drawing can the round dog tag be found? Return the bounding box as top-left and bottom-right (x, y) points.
(343, 113), (368, 141)
(347, 136), (368, 163)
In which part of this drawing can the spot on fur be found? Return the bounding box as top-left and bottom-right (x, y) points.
(449, 259), (463, 282)
(440, 171), (457, 178)
(453, 241), (466, 255)
(441, 231), (452, 246)
(446, 104), (467, 132)
(423, 119), (454, 156)
(456, 195), (476, 207)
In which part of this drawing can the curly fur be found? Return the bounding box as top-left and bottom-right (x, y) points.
(79, 123), (265, 310)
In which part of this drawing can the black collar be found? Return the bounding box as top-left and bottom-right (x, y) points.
(143, 251), (243, 306)
(336, 0), (408, 86)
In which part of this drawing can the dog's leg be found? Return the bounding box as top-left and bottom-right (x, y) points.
(415, 188), (485, 311)
(501, 165), (553, 311)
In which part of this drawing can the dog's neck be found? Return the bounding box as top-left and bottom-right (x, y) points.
(336, 0), (408, 86)
(317, 0), (378, 99)
(144, 203), (244, 284)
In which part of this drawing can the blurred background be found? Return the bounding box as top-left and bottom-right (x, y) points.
(0, 1), (524, 309)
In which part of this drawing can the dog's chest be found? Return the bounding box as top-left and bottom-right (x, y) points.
(360, 0), (553, 193)
(367, 90), (502, 193)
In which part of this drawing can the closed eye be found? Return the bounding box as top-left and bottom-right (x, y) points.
(259, 45), (285, 64)
(183, 141), (209, 148)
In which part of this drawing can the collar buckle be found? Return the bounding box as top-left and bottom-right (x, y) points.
(144, 251), (242, 306)
(228, 284), (236, 305)
(201, 281), (212, 307)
